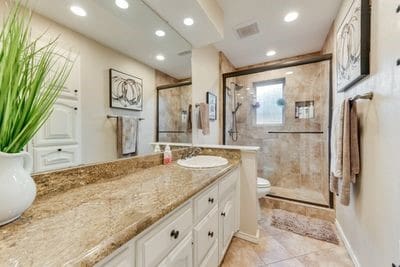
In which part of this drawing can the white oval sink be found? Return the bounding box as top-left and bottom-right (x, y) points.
(177, 155), (229, 168)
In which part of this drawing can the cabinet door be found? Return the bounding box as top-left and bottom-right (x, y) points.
(194, 206), (218, 266)
(158, 233), (193, 267)
(59, 58), (80, 100)
(199, 242), (218, 267)
(43, 49), (80, 100)
(218, 192), (235, 262)
(97, 244), (134, 267)
(33, 99), (80, 147)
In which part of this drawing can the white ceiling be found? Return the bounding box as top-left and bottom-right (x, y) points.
(25, 0), (342, 78)
(26, 0), (192, 79)
(214, 0), (342, 67)
(144, 0), (224, 48)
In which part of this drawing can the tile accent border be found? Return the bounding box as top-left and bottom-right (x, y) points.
(261, 197), (336, 222)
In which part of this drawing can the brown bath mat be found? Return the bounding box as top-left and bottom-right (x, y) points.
(271, 209), (339, 245)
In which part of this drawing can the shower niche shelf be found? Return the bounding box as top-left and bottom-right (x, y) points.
(295, 100), (315, 119)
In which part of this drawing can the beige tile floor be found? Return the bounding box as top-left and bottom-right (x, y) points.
(221, 205), (354, 267)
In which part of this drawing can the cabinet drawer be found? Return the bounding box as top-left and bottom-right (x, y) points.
(194, 206), (218, 266)
(137, 202), (193, 267)
(219, 169), (238, 198)
(194, 184), (218, 223)
(199, 242), (218, 267)
(33, 145), (80, 172)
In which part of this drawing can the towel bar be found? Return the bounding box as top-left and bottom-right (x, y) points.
(107, 115), (145, 120)
(349, 92), (373, 102)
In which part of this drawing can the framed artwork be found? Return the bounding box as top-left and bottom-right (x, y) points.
(207, 92), (217, 120)
(336, 0), (370, 92)
(109, 68), (143, 110)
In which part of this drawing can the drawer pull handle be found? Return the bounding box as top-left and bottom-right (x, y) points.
(208, 197), (214, 204)
(170, 229), (179, 239)
(57, 148), (62, 152)
(74, 107), (78, 110)
(208, 231), (214, 238)
(221, 212), (226, 217)
(74, 90), (78, 93)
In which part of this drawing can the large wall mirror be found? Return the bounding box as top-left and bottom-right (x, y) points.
(12, 0), (192, 173)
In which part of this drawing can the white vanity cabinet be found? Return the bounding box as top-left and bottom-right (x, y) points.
(29, 52), (81, 172)
(97, 241), (135, 267)
(158, 233), (193, 267)
(96, 167), (240, 267)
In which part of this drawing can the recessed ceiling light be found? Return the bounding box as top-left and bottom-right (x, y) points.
(286, 71), (294, 75)
(284, 11), (299, 22)
(183, 17), (194, 26)
(155, 30), (166, 37)
(70, 5), (87, 17)
(115, 0), (129, 9)
(156, 54), (165, 61)
(266, 50), (276, 57)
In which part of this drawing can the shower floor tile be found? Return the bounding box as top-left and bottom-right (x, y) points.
(267, 186), (327, 206)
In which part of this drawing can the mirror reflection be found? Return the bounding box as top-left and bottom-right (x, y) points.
(157, 82), (192, 144)
(15, 0), (192, 173)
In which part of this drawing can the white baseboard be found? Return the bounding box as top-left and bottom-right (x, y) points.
(234, 229), (260, 244)
(335, 220), (361, 267)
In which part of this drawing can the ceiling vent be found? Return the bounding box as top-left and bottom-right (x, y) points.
(178, 50), (192, 56)
(235, 22), (260, 39)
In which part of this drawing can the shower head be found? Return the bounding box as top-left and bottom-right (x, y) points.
(230, 82), (244, 91)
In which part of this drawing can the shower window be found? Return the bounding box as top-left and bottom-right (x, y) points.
(255, 79), (285, 125)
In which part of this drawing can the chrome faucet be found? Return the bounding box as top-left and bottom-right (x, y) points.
(181, 147), (202, 159)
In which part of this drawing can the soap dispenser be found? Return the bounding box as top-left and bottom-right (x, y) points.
(154, 144), (161, 153)
(163, 145), (172, 164)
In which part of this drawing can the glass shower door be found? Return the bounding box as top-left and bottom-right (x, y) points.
(224, 58), (331, 206)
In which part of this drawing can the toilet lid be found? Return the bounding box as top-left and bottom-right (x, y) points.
(257, 177), (271, 188)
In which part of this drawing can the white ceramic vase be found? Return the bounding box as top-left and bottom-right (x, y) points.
(0, 151), (36, 226)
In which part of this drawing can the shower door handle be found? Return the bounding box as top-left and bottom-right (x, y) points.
(267, 131), (324, 134)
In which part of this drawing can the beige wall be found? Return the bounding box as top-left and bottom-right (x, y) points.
(191, 45), (221, 144)
(16, 8), (157, 164)
(325, 0), (400, 265)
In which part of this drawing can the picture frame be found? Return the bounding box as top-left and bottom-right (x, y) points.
(109, 68), (143, 111)
(336, 0), (370, 92)
(206, 92), (217, 120)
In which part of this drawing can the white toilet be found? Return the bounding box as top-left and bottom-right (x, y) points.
(257, 177), (271, 198)
(257, 177), (271, 219)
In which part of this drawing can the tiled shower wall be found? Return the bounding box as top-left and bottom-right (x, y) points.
(225, 60), (330, 205)
(158, 85), (192, 143)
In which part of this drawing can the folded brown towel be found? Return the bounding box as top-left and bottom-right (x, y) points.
(198, 103), (210, 135)
(330, 99), (360, 206)
(117, 116), (138, 157)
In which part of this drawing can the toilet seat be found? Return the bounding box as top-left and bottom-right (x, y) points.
(257, 177), (271, 188)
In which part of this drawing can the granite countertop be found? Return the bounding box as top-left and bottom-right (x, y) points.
(0, 160), (239, 266)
